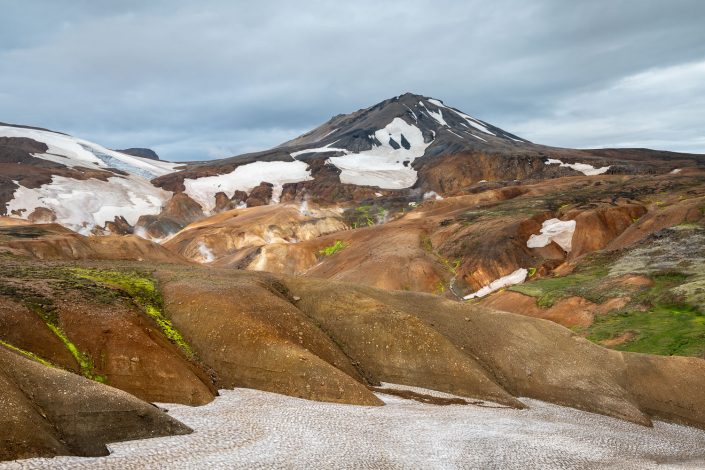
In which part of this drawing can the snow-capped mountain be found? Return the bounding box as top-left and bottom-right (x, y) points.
(153, 93), (540, 209)
(3, 93), (703, 234)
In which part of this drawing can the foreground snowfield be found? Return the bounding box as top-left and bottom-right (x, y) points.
(5, 386), (705, 470)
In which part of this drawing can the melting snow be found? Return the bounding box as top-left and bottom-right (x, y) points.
(183, 161), (312, 212)
(11, 387), (705, 469)
(6, 175), (170, 232)
(463, 268), (528, 300)
(545, 158), (611, 176)
(527, 218), (577, 252)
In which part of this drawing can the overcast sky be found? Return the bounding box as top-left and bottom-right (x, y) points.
(1, 0), (704, 161)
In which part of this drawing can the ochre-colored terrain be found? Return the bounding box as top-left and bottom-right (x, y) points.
(3, 165), (705, 462)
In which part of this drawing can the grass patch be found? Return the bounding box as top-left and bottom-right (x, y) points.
(588, 304), (705, 356)
(319, 240), (347, 256)
(509, 265), (612, 307)
(512, 263), (705, 356)
(69, 268), (195, 359)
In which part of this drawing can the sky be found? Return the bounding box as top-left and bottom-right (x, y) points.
(1, 0), (704, 161)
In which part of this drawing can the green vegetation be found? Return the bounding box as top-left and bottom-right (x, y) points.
(587, 273), (705, 356)
(347, 204), (389, 228)
(509, 262), (613, 308)
(419, 233), (460, 277)
(69, 268), (195, 359)
(24, 296), (107, 382)
(510, 250), (705, 357)
(0, 339), (55, 368)
(318, 240), (347, 256)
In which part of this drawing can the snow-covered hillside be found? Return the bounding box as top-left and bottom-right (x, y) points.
(0, 125), (177, 233)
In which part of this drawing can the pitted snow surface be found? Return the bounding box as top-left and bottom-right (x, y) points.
(6, 387), (705, 469)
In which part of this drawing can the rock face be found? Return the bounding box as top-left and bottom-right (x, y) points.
(135, 192), (205, 240)
(0, 345), (191, 461)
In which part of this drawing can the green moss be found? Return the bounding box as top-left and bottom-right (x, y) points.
(319, 240), (347, 256)
(25, 301), (107, 382)
(0, 339), (55, 368)
(509, 266), (611, 308)
(68, 268), (194, 359)
(588, 304), (705, 356)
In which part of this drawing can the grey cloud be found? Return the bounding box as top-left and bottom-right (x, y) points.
(1, 0), (704, 160)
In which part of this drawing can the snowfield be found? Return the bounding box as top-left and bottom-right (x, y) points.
(7, 175), (170, 233)
(6, 387), (705, 469)
(1, 125), (178, 231)
(182, 160), (313, 212)
(545, 158), (611, 176)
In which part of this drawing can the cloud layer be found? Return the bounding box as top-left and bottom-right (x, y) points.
(1, 0), (703, 160)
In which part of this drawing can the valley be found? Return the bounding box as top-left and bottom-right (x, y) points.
(2, 93), (705, 467)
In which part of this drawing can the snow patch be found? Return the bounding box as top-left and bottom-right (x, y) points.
(6, 175), (170, 232)
(328, 118), (431, 189)
(545, 158), (611, 176)
(463, 268), (528, 300)
(420, 101), (448, 127)
(183, 160), (312, 212)
(527, 218), (576, 252)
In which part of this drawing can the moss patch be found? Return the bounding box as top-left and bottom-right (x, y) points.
(319, 240), (347, 257)
(0, 339), (55, 368)
(69, 268), (195, 359)
(25, 299), (107, 383)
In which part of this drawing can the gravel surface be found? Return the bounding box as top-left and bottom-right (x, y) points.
(4, 387), (705, 469)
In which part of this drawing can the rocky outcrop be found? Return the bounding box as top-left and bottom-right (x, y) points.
(135, 192), (205, 239)
(246, 182), (274, 207)
(115, 148), (160, 160)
